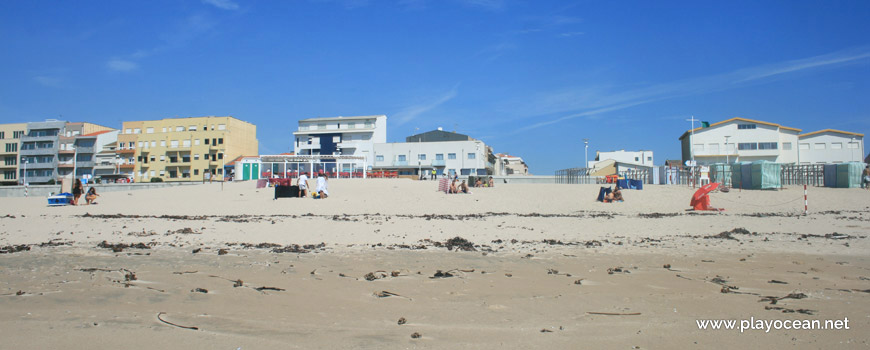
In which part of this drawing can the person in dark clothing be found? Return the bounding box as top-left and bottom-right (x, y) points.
(72, 179), (83, 205)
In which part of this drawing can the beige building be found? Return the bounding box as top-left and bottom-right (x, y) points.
(0, 123), (27, 185)
(118, 116), (258, 182)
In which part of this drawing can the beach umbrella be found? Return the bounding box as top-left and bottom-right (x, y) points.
(690, 182), (720, 211)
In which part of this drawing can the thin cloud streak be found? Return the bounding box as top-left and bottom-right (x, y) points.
(106, 59), (138, 72)
(511, 48), (870, 134)
(393, 85), (460, 126)
(201, 0), (239, 10)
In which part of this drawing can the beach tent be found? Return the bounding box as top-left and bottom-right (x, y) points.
(750, 161), (781, 189)
(596, 187), (612, 202)
(709, 163), (732, 186)
(835, 162), (863, 188)
(823, 164), (838, 188)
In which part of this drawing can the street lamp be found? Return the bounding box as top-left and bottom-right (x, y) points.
(21, 156), (28, 197)
(724, 135), (731, 164)
(851, 137), (857, 162)
(583, 138), (589, 169)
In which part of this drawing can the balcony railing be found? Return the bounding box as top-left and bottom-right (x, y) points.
(394, 160), (408, 166)
(20, 148), (57, 156)
(432, 159), (446, 166)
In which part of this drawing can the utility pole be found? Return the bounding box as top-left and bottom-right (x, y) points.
(686, 116), (699, 188)
(22, 157), (28, 197)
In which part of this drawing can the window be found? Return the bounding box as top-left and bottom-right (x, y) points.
(146, 127), (154, 134)
(738, 124), (757, 130)
(134, 128), (141, 134)
(194, 154), (199, 160)
(307, 137), (312, 145)
(171, 140), (180, 148)
(159, 170), (165, 176)
(799, 143), (810, 150)
(203, 153), (209, 160)
(318, 123), (326, 130)
(5, 170), (17, 180)
(160, 155), (165, 161)
(194, 169), (199, 175)
(418, 154), (426, 160)
(847, 142), (859, 149)
(376, 155), (384, 162)
(814, 143), (826, 150)
(738, 142), (757, 150)
(333, 136), (341, 143)
(217, 124), (226, 130)
(169, 156), (178, 163)
(831, 142), (842, 150)
(398, 155), (407, 162)
(467, 153), (476, 160)
(436, 154), (444, 160)
(169, 170), (177, 178)
(150, 170), (155, 177)
(647, 156), (652, 161)
(194, 139), (200, 145)
(758, 142), (777, 150)
(210, 125), (215, 131)
(182, 155), (190, 162)
(364, 120), (373, 128)
(125, 128), (132, 134)
(183, 140), (191, 148)
(150, 156), (155, 162)
(137, 141), (143, 148)
(782, 142), (792, 150)
(176, 126), (184, 132)
(160, 140), (166, 147)
(693, 144), (704, 151)
(13, 131), (23, 138)
(5, 143), (17, 152)
(188, 126), (197, 131)
(448, 153), (456, 160)
(5, 156), (16, 166)
(218, 138), (223, 145)
(0, 131), (4, 139)
(204, 138), (210, 145)
(348, 123), (356, 129)
(217, 153), (223, 160)
(634, 157), (639, 161)
(162, 127), (167, 133)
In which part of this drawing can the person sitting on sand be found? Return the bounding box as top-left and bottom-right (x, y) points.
(85, 187), (100, 205)
(449, 179), (459, 194)
(488, 177), (494, 188)
(316, 172), (329, 199)
(612, 186), (624, 202)
(475, 178), (482, 188)
(460, 180), (470, 194)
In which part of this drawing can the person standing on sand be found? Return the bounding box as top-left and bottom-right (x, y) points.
(72, 179), (83, 205)
(863, 165), (870, 190)
(298, 172), (309, 198)
(316, 172), (329, 199)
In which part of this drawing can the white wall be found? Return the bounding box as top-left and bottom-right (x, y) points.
(681, 120), (799, 164)
(293, 115), (387, 166)
(596, 150), (654, 166)
(798, 132), (864, 164)
(373, 140), (487, 175)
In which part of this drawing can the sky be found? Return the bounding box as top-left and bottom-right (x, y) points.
(1, 0), (869, 174)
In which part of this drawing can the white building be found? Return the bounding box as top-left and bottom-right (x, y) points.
(798, 129), (865, 164)
(373, 140), (489, 177)
(292, 115), (387, 168)
(680, 117), (801, 165)
(592, 150), (654, 168)
(496, 153), (530, 176)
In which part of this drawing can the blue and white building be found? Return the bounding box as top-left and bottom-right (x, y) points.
(292, 115), (386, 171)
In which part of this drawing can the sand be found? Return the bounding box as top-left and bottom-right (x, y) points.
(1, 180), (869, 349)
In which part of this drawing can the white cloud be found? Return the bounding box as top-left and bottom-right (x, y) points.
(202, 0), (239, 10)
(107, 59), (139, 72)
(513, 47), (870, 133)
(457, 0), (504, 11)
(559, 32), (584, 38)
(33, 76), (63, 88)
(393, 85), (460, 126)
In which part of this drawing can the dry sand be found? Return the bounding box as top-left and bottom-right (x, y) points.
(1, 179), (869, 349)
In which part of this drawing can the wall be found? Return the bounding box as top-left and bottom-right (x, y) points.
(373, 140), (488, 175)
(681, 120), (799, 165)
(798, 132), (864, 164)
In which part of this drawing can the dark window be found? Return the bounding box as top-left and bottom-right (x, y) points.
(218, 138), (223, 145)
(0, 131), (5, 139)
(218, 153), (223, 160)
(194, 169), (199, 175)
(738, 124), (757, 130)
(738, 142), (758, 150)
(205, 139), (210, 145)
(758, 142), (778, 150)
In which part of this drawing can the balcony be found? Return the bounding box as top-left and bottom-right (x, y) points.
(20, 148), (57, 156)
(75, 161), (96, 168)
(25, 175), (55, 184)
(394, 160), (408, 166)
(73, 146), (95, 154)
(117, 148), (135, 154)
(120, 164), (135, 169)
(21, 135), (58, 143)
(26, 160), (58, 169)
(432, 159), (446, 166)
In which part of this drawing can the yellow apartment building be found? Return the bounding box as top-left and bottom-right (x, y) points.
(0, 123), (27, 185)
(117, 116), (258, 182)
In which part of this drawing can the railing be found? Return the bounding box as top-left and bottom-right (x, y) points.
(780, 164), (825, 186)
(431, 159), (446, 166)
(394, 160), (408, 166)
(554, 168), (605, 184)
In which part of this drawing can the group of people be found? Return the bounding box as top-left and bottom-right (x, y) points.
(447, 176), (495, 194)
(71, 179), (100, 206)
(297, 172), (329, 199)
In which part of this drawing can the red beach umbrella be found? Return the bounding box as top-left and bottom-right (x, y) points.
(691, 182), (720, 211)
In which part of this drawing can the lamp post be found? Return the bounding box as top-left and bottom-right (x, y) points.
(21, 156), (28, 197)
(851, 137), (857, 162)
(583, 138), (589, 169)
(724, 135), (731, 164)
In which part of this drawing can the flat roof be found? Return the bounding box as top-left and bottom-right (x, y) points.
(299, 115), (385, 122)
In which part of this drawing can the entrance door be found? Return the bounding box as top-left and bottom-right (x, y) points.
(243, 163), (251, 180)
(252, 163), (260, 180)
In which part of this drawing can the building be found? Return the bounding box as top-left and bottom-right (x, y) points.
(0, 123), (27, 185)
(592, 150), (654, 168)
(797, 129), (864, 164)
(373, 139), (490, 177)
(495, 153), (530, 176)
(93, 141), (125, 181)
(119, 116), (258, 182)
(18, 120), (115, 184)
(292, 115), (386, 172)
(405, 128), (473, 143)
(679, 117), (801, 165)
(57, 125), (119, 182)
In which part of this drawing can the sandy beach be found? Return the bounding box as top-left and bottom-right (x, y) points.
(1, 180), (869, 349)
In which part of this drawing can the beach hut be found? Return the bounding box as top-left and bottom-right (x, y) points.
(729, 161), (781, 189)
(836, 162), (863, 188)
(709, 163), (732, 187)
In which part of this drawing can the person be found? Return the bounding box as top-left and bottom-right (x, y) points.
(72, 179), (83, 205)
(298, 172), (309, 198)
(863, 165), (870, 190)
(431, 169), (436, 180)
(488, 177), (494, 188)
(612, 186), (624, 202)
(316, 172), (329, 199)
(460, 180), (470, 194)
(85, 187), (100, 205)
(204, 171), (211, 184)
(449, 179), (458, 194)
(475, 178), (482, 188)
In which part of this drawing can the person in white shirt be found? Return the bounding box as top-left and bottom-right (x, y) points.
(298, 172), (309, 198)
(316, 172), (329, 199)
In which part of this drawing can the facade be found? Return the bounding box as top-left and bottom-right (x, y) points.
(57, 126), (118, 182)
(293, 115), (386, 170)
(679, 117), (801, 165)
(593, 150), (654, 167)
(797, 129), (865, 164)
(19, 120), (66, 184)
(93, 141), (123, 180)
(119, 116), (258, 182)
(373, 139), (490, 176)
(495, 153), (530, 176)
(0, 123), (27, 185)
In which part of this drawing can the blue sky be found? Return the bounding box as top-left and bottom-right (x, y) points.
(1, 0), (869, 173)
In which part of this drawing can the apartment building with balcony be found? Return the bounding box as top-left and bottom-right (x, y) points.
(0, 123), (27, 185)
(797, 129), (865, 164)
(119, 116), (258, 182)
(679, 117), (801, 165)
(292, 115), (386, 169)
(57, 124), (118, 181)
(372, 139), (491, 177)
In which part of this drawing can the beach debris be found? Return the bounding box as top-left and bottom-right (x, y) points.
(271, 243), (326, 254)
(391, 270), (401, 277)
(587, 312), (641, 316)
(574, 279), (584, 285)
(96, 241), (151, 252)
(191, 288), (208, 294)
(607, 267), (630, 275)
(173, 271), (198, 275)
(192, 248), (202, 254)
(364, 271), (388, 281)
(124, 270), (137, 282)
(157, 312), (199, 331)
(233, 279), (244, 287)
(759, 292), (808, 305)
(254, 286), (285, 292)
(505, 273), (512, 277)
(768, 280), (788, 284)
(0, 244), (30, 254)
(431, 270), (453, 279)
(218, 249), (228, 255)
(16, 290), (25, 296)
(764, 306), (815, 315)
(638, 212), (681, 219)
(436, 236), (476, 251)
(540, 329), (553, 333)
(663, 264), (671, 269)
(411, 332), (421, 339)
(397, 317), (407, 325)
(374, 290), (409, 299)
